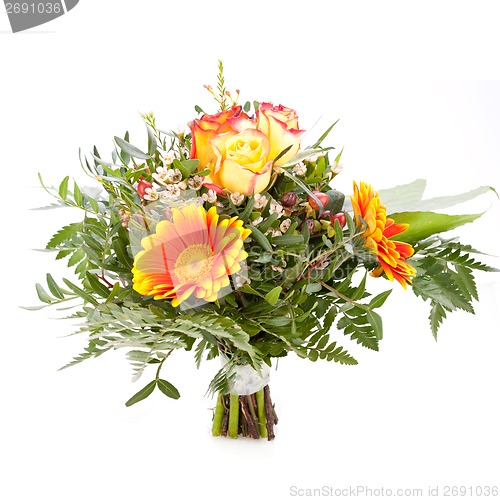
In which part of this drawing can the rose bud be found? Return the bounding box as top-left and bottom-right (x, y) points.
(137, 180), (153, 198)
(331, 212), (347, 228)
(281, 191), (298, 207)
(307, 190), (328, 211)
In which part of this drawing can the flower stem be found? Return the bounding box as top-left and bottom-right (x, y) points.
(228, 394), (240, 439)
(212, 393), (225, 437)
(256, 388), (268, 439)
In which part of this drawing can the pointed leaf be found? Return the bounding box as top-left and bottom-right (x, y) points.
(114, 136), (150, 160)
(125, 380), (157, 407)
(265, 286), (282, 306)
(157, 379), (181, 400)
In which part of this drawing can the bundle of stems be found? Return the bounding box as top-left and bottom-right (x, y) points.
(212, 385), (278, 440)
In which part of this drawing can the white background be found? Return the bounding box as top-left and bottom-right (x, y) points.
(1, 1), (500, 499)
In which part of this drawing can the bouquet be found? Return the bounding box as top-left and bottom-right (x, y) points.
(30, 63), (497, 440)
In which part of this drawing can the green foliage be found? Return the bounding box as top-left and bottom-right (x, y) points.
(29, 76), (496, 410)
(410, 237), (498, 338)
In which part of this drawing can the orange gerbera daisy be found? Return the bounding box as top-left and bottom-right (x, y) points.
(132, 204), (251, 307)
(351, 181), (416, 288)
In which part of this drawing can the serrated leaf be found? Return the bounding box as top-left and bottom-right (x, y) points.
(46, 222), (83, 249)
(430, 302), (447, 340)
(125, 380), (156, 407)
(157, 379), (181, 400)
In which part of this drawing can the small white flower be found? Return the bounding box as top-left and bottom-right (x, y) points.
(187, 175), (204, 190)
(216, 201), (224, 208)
(143, 187), (159, 201)
(251, 216), (263, 226)
(306, 152), (325, 163)
(177, 181), (187, 191)
(167, 168), (183, 183)
(253, 193), (268, 210)
(265, 228), (282, 237)
(152, 166), (171, 186)
(279, 219), (292, 233)
(293, 162), (307, 177)
(160, 184), (182, 200)
(331, 161), (343, 175)
(160, 150), (180, 166)
(202, 189), (217, 203)
(269, 200), (284, 218)
(230, 192), (245, 207)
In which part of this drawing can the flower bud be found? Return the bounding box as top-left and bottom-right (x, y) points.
(281, 191), (298, 207)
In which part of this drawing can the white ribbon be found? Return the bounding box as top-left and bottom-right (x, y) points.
(223, 360), (271, 396)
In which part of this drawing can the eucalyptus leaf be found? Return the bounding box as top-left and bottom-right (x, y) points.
(114, 136), (150, 160)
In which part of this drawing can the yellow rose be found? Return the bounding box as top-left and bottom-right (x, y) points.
(211, 129), (273, 196)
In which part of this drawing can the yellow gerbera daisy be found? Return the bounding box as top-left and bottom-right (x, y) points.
(132, 204), (251, 306)
(351, 181), (417, 289)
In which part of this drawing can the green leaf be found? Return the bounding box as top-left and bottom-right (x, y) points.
(62, 278), (99, 306)
(265, 286), (282, 306)
(125, 380), (156, 407)
(36, 283), (53, 304)
(281, 148), (323, 168)
(249, 226), (273, 252)
(194, 105), (205, 114)
(311, 119), (340, 149)
(47, 223), (83, 249)
(430, 302), (447, 340)
(369, 290), (392, 309)
(46, 274), (64, 300)
(272, 234), (305, 246)
(157, 379), (181, 400)
(172, 159), (190, 179)
(113, 238), (133, 269)
(73, 182), (83, 206)
(146, 124), (157, 156)
(114, 136), (150, 160)
(86, 272), (111, 299)
(58, 176), (70, 200)
(180, 159), (200, 176)
(391, 211), (482, 243)
(366, 310), (383, 340)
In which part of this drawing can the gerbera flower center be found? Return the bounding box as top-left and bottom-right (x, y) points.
(174, 243), (214, 284)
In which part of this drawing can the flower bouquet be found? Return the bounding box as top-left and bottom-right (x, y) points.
(30, 63), (497, 440)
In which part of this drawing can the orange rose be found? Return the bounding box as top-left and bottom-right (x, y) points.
(257, 103), (303, 166)
(189, 106), (246, 174)
(189, 103), (303, 194)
